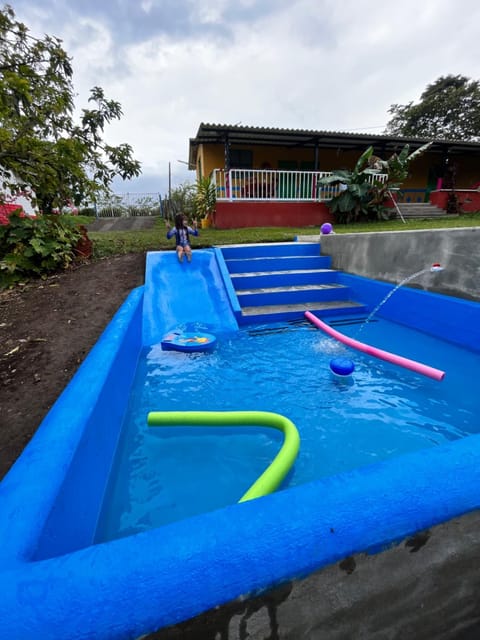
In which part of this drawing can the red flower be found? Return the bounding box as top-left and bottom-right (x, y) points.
(0, 203), (26, 225)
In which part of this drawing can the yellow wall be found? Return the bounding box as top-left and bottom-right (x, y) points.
(197, 144), (224, 177)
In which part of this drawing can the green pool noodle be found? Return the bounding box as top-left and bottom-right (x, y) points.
(147, 410), (300, 503)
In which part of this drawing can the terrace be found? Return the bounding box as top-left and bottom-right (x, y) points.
(212, 168), (388, 202)
(210, 167), (393, 228)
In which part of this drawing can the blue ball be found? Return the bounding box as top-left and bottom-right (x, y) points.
(330, 357), (355, 376)
(321, 222), (333, 235)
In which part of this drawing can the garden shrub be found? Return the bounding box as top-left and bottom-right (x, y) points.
(126, 205), (140, 217)
(78, 207), (97, 217)
(0, 211), (83, 287)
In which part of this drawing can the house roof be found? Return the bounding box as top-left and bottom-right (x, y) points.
(188, 122), (480, 168)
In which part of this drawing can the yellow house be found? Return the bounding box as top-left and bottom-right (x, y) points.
(188, 123), (480, 228)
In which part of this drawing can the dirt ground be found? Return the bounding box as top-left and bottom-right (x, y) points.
(0, 253), (146, 481)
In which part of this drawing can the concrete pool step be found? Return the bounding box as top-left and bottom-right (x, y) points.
(230, 268), (336, 288)
(220, 241), (368, 325)
(236, 282), (346, 295)
(240, 300), (367, 324)
(221, 241), (322, 259)
(236, 282), (352, 307)
(225, 254), (332, 273)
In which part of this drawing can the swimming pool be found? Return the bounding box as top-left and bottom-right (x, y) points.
(96, 316), (479, 541)
(2, 246), (480, 639)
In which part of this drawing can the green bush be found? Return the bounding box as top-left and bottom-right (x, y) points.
(98, 206), (125, 217)
(0, 212), (82, 287)
(79, 207), (97, 217)
(126, 204), (160, 217)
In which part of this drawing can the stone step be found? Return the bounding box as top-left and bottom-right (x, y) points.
(396, 203), (451, 218)
(220, 242), (321, 259)
(220, 242), (367, 325)
(226, 255), (331, 273)
(241, 299), (366, 318)
(236, 282), (345, 295)
(231, 269), (337, 290)
(231, 268), (332, 278)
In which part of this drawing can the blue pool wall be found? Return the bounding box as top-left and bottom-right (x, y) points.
(1, 250), (480, 637)
(0, 286), (143, 567)
(337, 272), (480, 351)
(33, 287), (144, 561)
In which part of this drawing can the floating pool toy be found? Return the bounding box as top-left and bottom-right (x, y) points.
(161, 331), (217, 352)
(330, 357), (355, 377)
(430, 263), (444, 272)
(147, 410), (300, 502)
(305, 311), (445, 382)
(320, 222), (333, 235)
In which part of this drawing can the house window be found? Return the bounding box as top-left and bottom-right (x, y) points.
(230, 149), (253, 169)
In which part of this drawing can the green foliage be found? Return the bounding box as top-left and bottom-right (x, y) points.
(99, 206), (124, 217)
(125, 195), (160, 217)
(167, 182), (196, 218)
(93, 194), (162, 218)
(0, 5), (141, 212)
(320, 143), (432, 224)
(0, 212), (82, 287)
(319, 147), (388, 223)
(194, 176), (216, 220)
(79, 207), (97, 217)
(385, 75), (480, 141)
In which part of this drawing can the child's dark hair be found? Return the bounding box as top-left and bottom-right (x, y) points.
(174, 213), (185, 229)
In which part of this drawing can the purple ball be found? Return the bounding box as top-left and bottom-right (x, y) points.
(321, 222), (333, 235)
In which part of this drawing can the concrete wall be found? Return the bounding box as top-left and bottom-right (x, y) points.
(150, 510), (480, 640)
(318, 227), (480, 302)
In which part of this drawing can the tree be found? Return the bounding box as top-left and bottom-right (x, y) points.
(170, 182), (196, 217)
(385, 75), (480, 141)
(0, 4), (141, 212)
(159, 182), (196, 220)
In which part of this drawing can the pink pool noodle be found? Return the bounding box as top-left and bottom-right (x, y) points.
(305, 311), (445, 382)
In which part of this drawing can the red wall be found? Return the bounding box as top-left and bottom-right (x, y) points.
(214, 202), (333, 229)
(430, 190), (480, 213)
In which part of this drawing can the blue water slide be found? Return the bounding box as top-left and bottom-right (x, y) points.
(142, 249), (239, 345)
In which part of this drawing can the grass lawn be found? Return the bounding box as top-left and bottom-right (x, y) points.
(83, 213), (480, 259)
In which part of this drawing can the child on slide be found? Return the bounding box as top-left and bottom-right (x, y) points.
(166, 213), (199, 263)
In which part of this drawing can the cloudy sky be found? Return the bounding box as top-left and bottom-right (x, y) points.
(10, 0), (480, 196)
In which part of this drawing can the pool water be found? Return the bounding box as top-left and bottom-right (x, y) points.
(95, 317), (480, 542)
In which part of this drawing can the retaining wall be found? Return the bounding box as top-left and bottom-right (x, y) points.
(318, 227), (480, 302)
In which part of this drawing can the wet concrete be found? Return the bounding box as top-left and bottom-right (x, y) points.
(147, 510), (480, 640)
